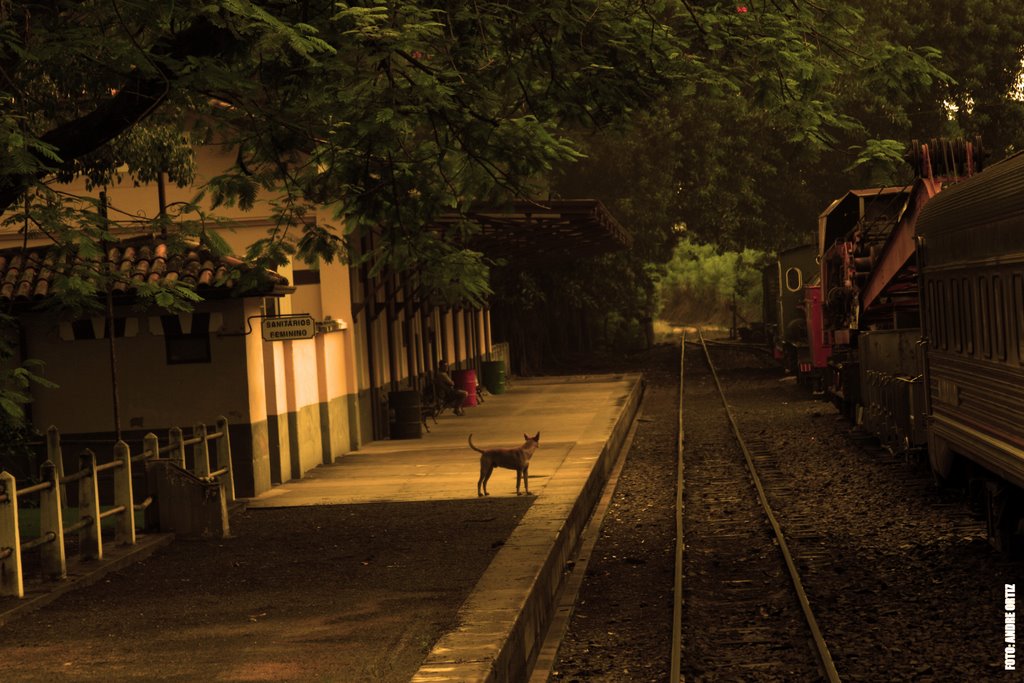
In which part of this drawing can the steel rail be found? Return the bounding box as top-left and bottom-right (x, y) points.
(697, 328), (841, 683)
(670, 332), (686, 682)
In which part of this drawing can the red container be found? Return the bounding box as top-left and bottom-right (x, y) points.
(452, 369), (478, 408)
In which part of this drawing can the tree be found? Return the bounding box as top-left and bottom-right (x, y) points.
(0, 1), (957, 384)
(505, 2), (952, 368)
(0, 1), (680, 296)
(0, 0), (683, 418)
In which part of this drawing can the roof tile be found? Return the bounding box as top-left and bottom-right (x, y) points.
(0, 235), (287, 303)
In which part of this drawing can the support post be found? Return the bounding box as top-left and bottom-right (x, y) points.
(79, 450), (103, 561)
(143, 433), (160, 531)
(113, 441), (136, 546)
(193, 424), (211, 478)
(143, 432), (159, 461)
(46, 425), (65, 506)
(215, 417), (235, 504)
(39, 461), (66, 580)
(169, 426), (186, 468)
(0, 471), (24, 597)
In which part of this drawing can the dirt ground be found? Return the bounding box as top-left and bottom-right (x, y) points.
(0, 498), (531, 682)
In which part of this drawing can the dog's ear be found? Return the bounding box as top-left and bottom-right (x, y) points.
(532, 432), (540, 442)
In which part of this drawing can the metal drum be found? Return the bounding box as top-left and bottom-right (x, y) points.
(452, 369), (478, 408)
(388, 390), (422, 439)
(481, 360), (506, 395)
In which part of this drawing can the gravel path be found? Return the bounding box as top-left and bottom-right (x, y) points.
(551, 343), (679, 682)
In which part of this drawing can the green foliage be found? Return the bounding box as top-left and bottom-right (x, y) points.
(657, 239), (769, 327)
(0, 1), (1000, 380)
(0, 314), (56, 448)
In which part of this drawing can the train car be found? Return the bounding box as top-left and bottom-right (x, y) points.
(771, 244), (817, 375)
(761, 262), (780, 345)
(817, 186), (912, 418)
(816, 139), (983, 441)
(915, 150), (1024, 548)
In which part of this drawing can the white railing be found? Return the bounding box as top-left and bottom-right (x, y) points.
(0, 417), (234, 598)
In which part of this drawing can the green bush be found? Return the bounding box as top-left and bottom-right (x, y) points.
(657, 239), (768, 326)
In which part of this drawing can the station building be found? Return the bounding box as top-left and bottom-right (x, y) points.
(0, 144), (630, 498)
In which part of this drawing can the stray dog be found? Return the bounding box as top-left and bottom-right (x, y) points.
(470, 432), (540, 497)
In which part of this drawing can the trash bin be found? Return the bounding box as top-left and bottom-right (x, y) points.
(481, 360), (506, 394)
(388, 390), (422, 439)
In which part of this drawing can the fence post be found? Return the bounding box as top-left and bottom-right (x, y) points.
(169, 426), (185, 468)
(39, 460), (66, 580)
(79, 449), (103, 561)
(194, 423), (211, 478)
(143, 432), (159, 461)
(0, 471), (24, 597)
(46, 424), (65, 506)
(113, 441), (136, 546)
(143, 432), (160, 531)
(215, 416), (235, 504)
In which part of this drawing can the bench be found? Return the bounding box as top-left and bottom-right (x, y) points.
(418, 372), (487, 432)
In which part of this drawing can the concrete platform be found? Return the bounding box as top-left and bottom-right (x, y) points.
(248, 374), (641, 506)
(248, 373), (644, 681)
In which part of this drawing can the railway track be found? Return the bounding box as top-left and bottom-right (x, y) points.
(673, 330), (840, 682)
(553, 334), (1002, 681)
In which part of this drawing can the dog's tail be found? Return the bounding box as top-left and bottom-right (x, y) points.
(468, 434), (485, 453)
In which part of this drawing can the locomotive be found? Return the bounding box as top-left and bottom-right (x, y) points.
(768, 138), (1024, 548)
(763, 244), (819, 377)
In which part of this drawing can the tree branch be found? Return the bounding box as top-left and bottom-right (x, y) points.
(0, 17), (240, 214)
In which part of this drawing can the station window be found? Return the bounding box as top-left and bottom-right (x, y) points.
(994, 275), (1007, 362)
(293, 269), (321, 285)
(979, 276), (992, 359)
(940, 279), (951, 350)
(963, 277), (975, 356)
(950, 278), (962, 353)
(927, 280), (940, 346)
(1013, 273), (1024, 364)
(262, 297), (280, 317)
(162, 314), (211, 365)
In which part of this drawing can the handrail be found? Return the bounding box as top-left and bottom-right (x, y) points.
(64, 517), (93, 535)
(21, 531), (56, 552)
(98, 505), (127, 520)
(95, 460), (122, 474)
(61, 469), (89, 484)
(17, 481), (52, 496)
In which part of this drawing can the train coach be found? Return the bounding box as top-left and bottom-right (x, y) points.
(765, 138), (1024, 548)
(915, 150), (1024, 547)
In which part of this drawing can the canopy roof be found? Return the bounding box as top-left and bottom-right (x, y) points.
(436, 199), (632, 261)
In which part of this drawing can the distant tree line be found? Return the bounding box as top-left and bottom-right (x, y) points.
(656, 240), (768, 329)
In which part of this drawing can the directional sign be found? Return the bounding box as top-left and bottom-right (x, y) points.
(261, 315), (316, 341)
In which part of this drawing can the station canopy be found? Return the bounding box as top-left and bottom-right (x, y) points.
(435, 199), (632, 261)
